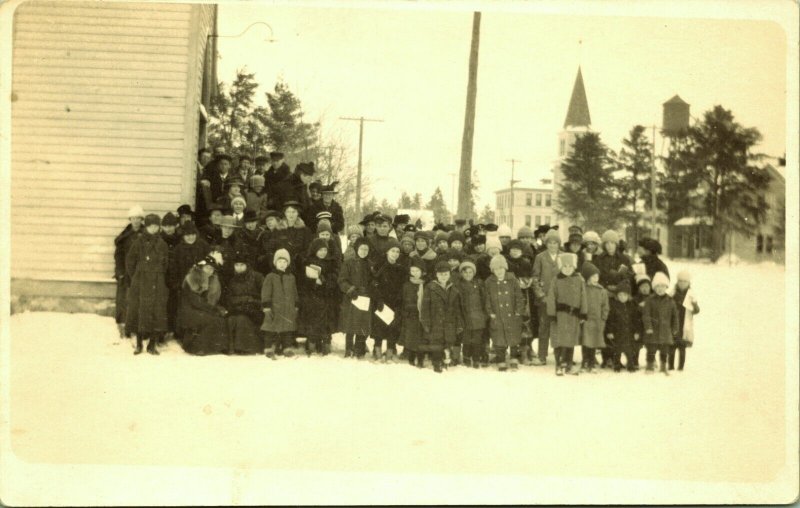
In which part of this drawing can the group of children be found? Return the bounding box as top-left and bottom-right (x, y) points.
(115, 189), (700, 376)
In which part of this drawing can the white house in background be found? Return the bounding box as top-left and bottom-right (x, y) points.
(10, 1), (217, 313)
(494, 183), (555, 232)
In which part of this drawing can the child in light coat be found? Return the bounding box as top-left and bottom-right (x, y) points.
(546, 252), (587, 376)
(580, 262), (609, 373)
(261, 248), (299, 358)
(669, 270), (700, 371)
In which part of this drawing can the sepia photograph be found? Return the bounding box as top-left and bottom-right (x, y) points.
(0, 0), (797, 505)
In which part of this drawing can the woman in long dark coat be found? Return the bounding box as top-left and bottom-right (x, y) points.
(370, 238), (407, 362)
(113, 206), (144, 338)
(338, 237), (373, 358)
(168, 221), (210, 339)
(179, 254), (229, 355)
(298, 238), (339, 355)
(125, 214), (169, 355)
(223, 253), (265, 355)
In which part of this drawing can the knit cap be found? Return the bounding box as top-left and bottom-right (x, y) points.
(639, 237), (663, 255)
(409, 257), (426, 273)
(601, 229), (619, 244)
(127, 205), (145, 219)
(485, 234), (502, 252)
(557, 252), (578, 269)
(677, 270), (691, 282)
(434, 230), (449, 245)
(316, 221), (332, 234)
(508, 239), (525, 252)
(652, 271), (670, 288)
(445, 248), (464, 262)
(448, 230), (466, 245)
(636, 273), (652, 287)
(250, 174), (265, 188)
(161, 212), (179, 227)
(181, 221), (198, 236)
(544, 229), (561, 245)
(497, 224), (512, 238)
(616, 279), (632, 295)
(583, 230), (601, 245)
(400, 233), (415, 247)
(273, 248), (291, 266)
(459, 260), (477, 273)
(517, 225), (533, 239)
(489, 254), (508, 271)
(144, 213), (161, 227)
(230, 196), (247, 209)
(347, 225), (363, 238)
(413, 231), (429, 244)
(435, 261), (451, 273)
(384, 237), (401, 252)
(581, 261), (600, 280)
(309, 237), (329, 256)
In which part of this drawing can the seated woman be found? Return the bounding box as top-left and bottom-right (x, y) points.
(179, 251), (229, 355)
(223, 252), (265, 355)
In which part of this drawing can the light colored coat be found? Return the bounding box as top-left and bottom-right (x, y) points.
(582, 282), (609, 348)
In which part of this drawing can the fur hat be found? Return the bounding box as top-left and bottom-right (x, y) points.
(472, 234), (486, 246)
(309, 237), (329, 256)
(652, 271), (670, 287)
(144, 213), (161, 227)
(273, 248), (291, 266)
(347, 225), (363, 238)
(413, 231), (430, 245)
(409, 256), (427, 273)
(352, 236), (370, 253)
(230, 196), (247, 209)
(485, 234), (502, 252)
(517, 225), (533, 239)
(448, 230), (466, 245)
(581, 261), (600, 280)
(384, 237), (401, 253)
(176, 204), (193, 217)
(557, 252), (578, 269)
(316, 221), (332, 234)
(639, 237), (663, 255)
(489, 254), (508, 272)
(483, 223), (499, 233)
(601, 229), (620, 245)
(161, 212), (179, 227)
(230, 250), (250, 265)
(393, 214), (411, 226)
(544, 229), (561, 244)
(635, 273), (652, 286)
(181, 221), (198, 236)
(400, 233), (415, 247)
(583, 230), (601, 245)
(508, 239), (525, 252)
(534, 225), (551, 237)
(434, 230), (449, 245)
(459, 260), (477, 273)
(445, 248), (464, 262)
(616, 279), (632, 295)
(250, 174), (265, 188)
(127, 205), (145, 219)
(497, 224), (512, 237)
(434, 261), (451, 274)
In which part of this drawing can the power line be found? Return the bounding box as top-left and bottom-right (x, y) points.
(339, 116), (384, 218)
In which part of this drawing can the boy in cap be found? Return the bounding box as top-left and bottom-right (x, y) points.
(605, 279), (640, 372)
(420, 261), (464, 373)
(177, 204), (194, 227)
(401, 257), (427, 367)
(642, 272), (679, 375)
(245, 174), (268, 221)
(114, 205), (145, 338)
(367, 213), (394, 267)
(484, 254), (525, 371)
(531, 228), (562, 365)
(457, 259), (487, 368)
(580, 261), (609, 373)
(262, 248), (299, 358)
(546, 252), (587, 375)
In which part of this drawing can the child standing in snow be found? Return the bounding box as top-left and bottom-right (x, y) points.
(261, 248), (299, 358)
(642, 272), (679, 375)
(298, 238), (339, 356)
(669, 270), (700, 371)
(338, 237), (373, 358)
(632, 274), (652, 368)
(605, 280), (640, 372)
(580, 262), (609, 373)
(401, 258), (427, 367)
(546, 253), (587, 376)
(458, 260), (488, 369)
(420, 261), (464, 373)
(371, 238), (406, 362)
(484, 254), (525, 372)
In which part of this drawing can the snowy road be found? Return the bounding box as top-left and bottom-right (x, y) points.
(3, 260), (796, 504)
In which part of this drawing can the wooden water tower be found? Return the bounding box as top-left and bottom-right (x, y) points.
(662, 95), (690, 135)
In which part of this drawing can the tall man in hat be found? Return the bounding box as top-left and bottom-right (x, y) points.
(273, 162), (316, 212)
(265, 151), (290, 209)
(307, 181), (344, 235)
(199, 153), (233, 219)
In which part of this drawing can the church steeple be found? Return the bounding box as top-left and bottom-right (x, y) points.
(563, 67), (591, 129)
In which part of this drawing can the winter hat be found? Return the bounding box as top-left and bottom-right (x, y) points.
(677, 270), (691, 282)
(230, 196), (247, 209)
(517, 225), (533, 239)
(144, 213), (161, 227)
(249, 174), (265, 188)
(616, 279), (632, 295)
(316, 210), (333, 222)
(309, 237), (329, 256)
(497, 224), (512, 238)
(409, 257), (427, 273)
(316, 221), (332, 234)
(434, 261), (451, 273)
(569, 232), (583, 243)
(273, 248), (291, 266)
(601, 229), (620, 245)
(489, 254), (508, 272)
(544, 229), (561, 245)
(652, 271), (670, 288)
(231, 250), (250, 265)
(243, 209), (258, 223)
(225, 176), (245, 190)
(445, 248), (464, 262)
(413, 231), (430, 245)
(400, 233), (415, 248)
(472, 234), (486, 246)
(219, 216), (238, 228)
(568, 225), (584, 235)
(581, 261), (600, 280)
(557, 252), (578, 269)
(264, 210), (283, 222)
(181, 221), (198, 236)
(434, 230), (449, 245)
(459, 260), (477, 273)
(583, 230), (601, 245)
(639, 237), (663, 255)
(203, 251), (223, 269)
(384, 237), (401, 253)
(508, 239), (525, 252)
(353, 236), (370, 253)
(347, 225), (363, 238)
(177, 204), (194, 217)
(635, 273), (652, 287)
(448, 230), (466, 245)
(161, 212), (179, 227)
(127, 205), (145, 219)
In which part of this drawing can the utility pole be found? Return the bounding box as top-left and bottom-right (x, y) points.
(650, 124), (658, 240)
(339, 116), (383, 218)
(457, 11), (481, 221)
(449, 172), (457, 220)
(506, 159), (521, 229)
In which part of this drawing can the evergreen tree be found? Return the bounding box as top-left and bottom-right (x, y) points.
(379, 198), (397, 218)
(478, 204), (495, 224)
(661, 131), (703, 227)
(208, 68), (258, 153)
(263, 81), (320, 163)
(412, 193), (424, 210)
(398, 192), (414, 210)
(555, 132), (620, 231)
(617, 125), (654, 240)
(426, 187), (451, 224)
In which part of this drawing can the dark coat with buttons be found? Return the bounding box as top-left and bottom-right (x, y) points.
(125, 231), (169, 335)
(642, 293), (679, 345)
(606, 298), (640, 347)
(337, 256), (373, 336)
(400, 280), (425, 350)
(370, 259), (407, 341)
(260, 270), (298, 333)
(595, 250), (633, 291)
(484, 272), (525, 348)
(457, 278), (487, 331)
(420, 281), (463, 348)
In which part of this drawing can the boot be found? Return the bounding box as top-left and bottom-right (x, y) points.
(117, 323), (126, 339)
(660, 361), (669, 376)
(443, 348), (452, 368)
(134, 335), (143, 355)
(372, 343), (382, 362)
(407, 351), (416, 366)
(265, 346), (276, 359)
(520, 346), (533, 366)
(146, 336), (159, 355)
(322, 341), (331, 356)
(497, 352), (507, 372)
(433, 352), (443, 373)
(451, 346), (461, 367)
(385, 349), (395, 363)
(646, 360), (655, 374)
(416, 352), (425, 368)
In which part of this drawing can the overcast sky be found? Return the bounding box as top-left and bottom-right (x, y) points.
(216, 3), (787, 210)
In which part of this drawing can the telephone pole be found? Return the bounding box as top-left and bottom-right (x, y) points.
(506, 159), (521, 229)
(457, 11), (481, 221)
(339, 116), (384, 217)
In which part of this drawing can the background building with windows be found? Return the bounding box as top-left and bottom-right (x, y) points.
(494, 184), (555, 231)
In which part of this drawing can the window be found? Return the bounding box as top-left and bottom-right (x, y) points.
(756, 234), (764, 253)
(545, 216), (551, 225)
(525, 193), (532, 206)
(525, 215), (532, 227)
(535, 193), (542, 206)
(545, 194), (552, 207)
(535, 216), (541, 226)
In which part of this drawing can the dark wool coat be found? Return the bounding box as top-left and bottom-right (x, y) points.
(261, 270), (298, 333)
(367, 234), (394, 267)
(400, 280), (425, 351)
(179, 267), (228, 354)
(168, 238), (211, 291)
(582, 282), (609, 348)
(642, 293), (679, 345)
(532, 250), (561, 300)
(200, 164), (232, 205)
(594, 251), (634, 290)
(125, 232), (169, 335)
(506, 255), (533, 279)
(305, 199), (345, 234)
(160, 231), (181, 251)
(457, 278), (487, 331)
(264, 162), (291, 208)
(223, 268), (265, 354)
(113, 224), (142, 324)
(298, 255), (339, 337)
(216, 234), (241, 284)
(266, 220), (312, 273)
(272, 172), (311, 211)
(641, 253), (670, 281)
(257, 228), (278, 274)
(236, 227), (263, 270)
(420, 281), (463, 349)
(244, 190), (269, 219)
(475, 252), (494, 281)
(546, 272), (587, 348)
(409, 248), (438, 282)
(606, 298), (640, 347)
(337, 256), (373, 336)
(484, 272), (525, 347)
(370, 259), (407, 341)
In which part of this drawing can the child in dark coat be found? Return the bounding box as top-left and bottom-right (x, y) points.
(401, 258), (427, 367)
(506, 239), (534, 364)
(299, 238), (339, 355)
(642, 271), (679, 375)
(125, 214), (170, 355)
(261, 248), (299, 358)
(669, 270), (700, 371)
(605, 280), (640, 372)
(546, 252), (587, 376)
(580, 262), (609, 373)
(632, 274), (652, 368)
(338, 237), (373, 358)
(420, 261), (464, 373)
(224, 253), (265, 354)
(371, 238), (407, 362)
(457, 260), (488, 368)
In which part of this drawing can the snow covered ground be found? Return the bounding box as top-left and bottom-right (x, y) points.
(2, 259), (797, 505)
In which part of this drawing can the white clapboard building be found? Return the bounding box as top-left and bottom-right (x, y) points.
(9, 1), (217, 313)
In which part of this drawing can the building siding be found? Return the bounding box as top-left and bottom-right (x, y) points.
(11, 0), (214, 284)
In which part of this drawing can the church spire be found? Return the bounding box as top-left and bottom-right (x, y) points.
(563, 66), (591, 129)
